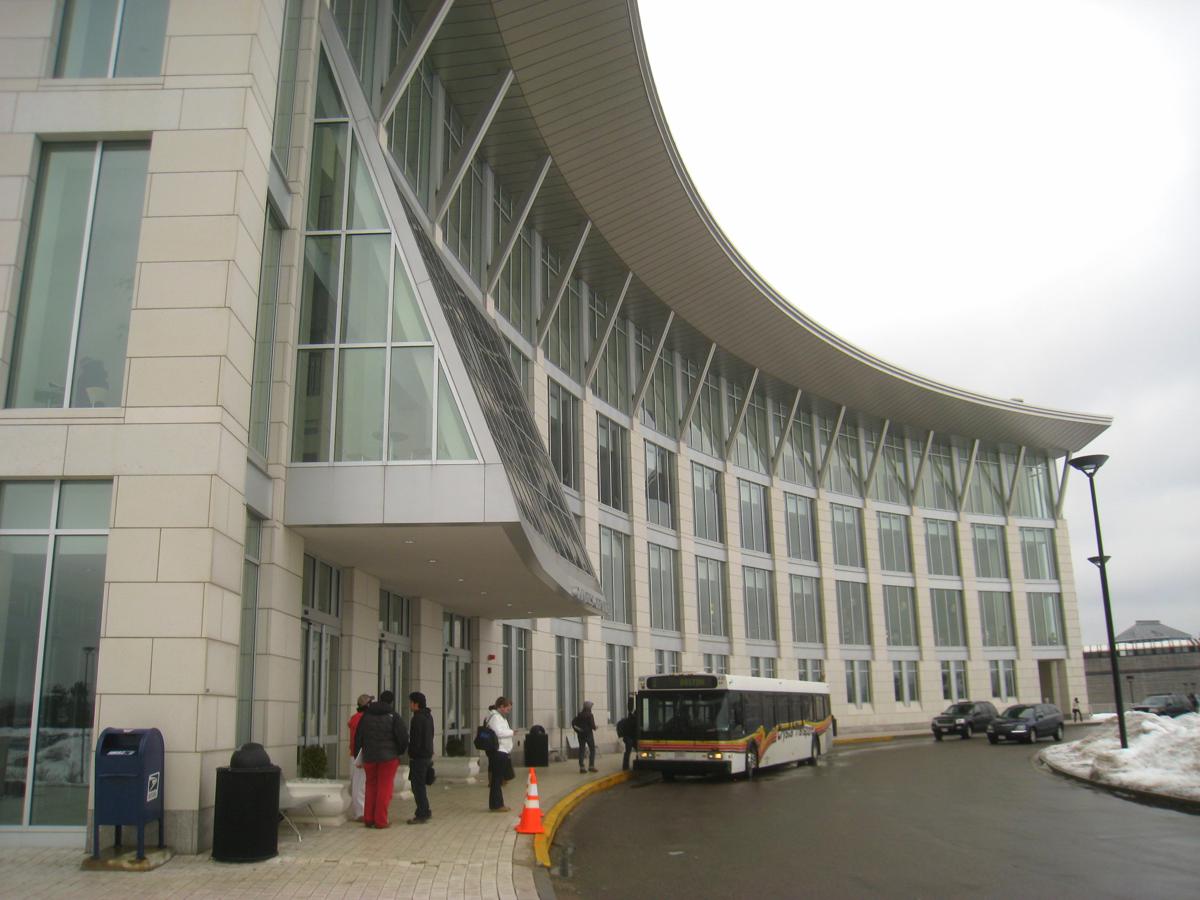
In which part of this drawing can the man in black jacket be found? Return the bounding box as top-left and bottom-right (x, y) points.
(407, 691), (434, 824)
(572, 700), (598, 773)
(353, 690), (408, 828)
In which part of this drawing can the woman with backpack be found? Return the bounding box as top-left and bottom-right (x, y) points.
(484, 696), (514, 812)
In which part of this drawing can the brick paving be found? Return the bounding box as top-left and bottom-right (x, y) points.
(0, 753), (626, 899)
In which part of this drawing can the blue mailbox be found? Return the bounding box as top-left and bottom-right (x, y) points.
(93, 727), (165, 860)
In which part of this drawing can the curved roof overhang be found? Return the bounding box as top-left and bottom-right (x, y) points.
(426, 0), (1111, 453)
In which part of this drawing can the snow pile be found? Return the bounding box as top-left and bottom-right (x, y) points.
(1041, 711), (1200, 802)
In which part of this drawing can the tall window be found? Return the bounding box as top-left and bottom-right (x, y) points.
(543, 270), (582, 380)
(598, 526), (631, 624)
(831, 504), (864, 568)
(692, 463), (724, 543)
(775, 408), (815, 487)
(386, 50), (435, 203)
(743, 566), (776, 640)
(883, 585), (917, 647)
(378, 590), (412, 714)
(821, 419), (862, 497)
(645, 443), (677, 529)
(237, 515), (263, 747)
(7, 142), (150, 409)
(54, 0), (168, 77)
(1028, 592), (1064, 646)
(914, 441), (957, 511)
(301, 553), (343, 773)
(990, 660), (1018, 699)
(846, 660), (872, 706)
(1014, 453), (1054, 519)
(790, 575), (823, 644)
(972, 524), (1008, 579)
(443, 105), (486, 284)
(606, 644), (632, 724)
(683, 359), (723, 458)
(1020, 528), (1058, 580)
(555, 636), (581, 730)
(696, 557), (727, 637)
(836, 581), (870, 645)
(931, 589), (966, 647)
(635, 324), (676, 436)
(798, 659), (825, 682)
(966, 447), (1006, 515)
(738, 480), (770, 553)
(703, 653), (729, 675)
(596, 415), (629, 512)
(654, 649), (682, 675)
(729, 386), (770, 474)
(0, 480), (111, 826)
(589, 295), (628, 412)
(293, 61), (474, 463)
(870, 432), (909, 504)
(893, 661), (920, 704)
(877, 512), (912, 572)
(980, 591), (1015, 646)
(648, 544), (679, 631)
(941, 660), (969, 701)
(924, 519), (960, 576)
(272, 0), (303, 170)
(547, 380), (580, 490)
(501, 625), (531, 728)
(784, 493), (817, 561)
(249, 214), (284, 457)
(750, 657), (777, 678)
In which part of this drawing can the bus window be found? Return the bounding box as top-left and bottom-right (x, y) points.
(744, 693), (763, 732)
(729, 693), (745, 737)
(798, 694), (812, 723)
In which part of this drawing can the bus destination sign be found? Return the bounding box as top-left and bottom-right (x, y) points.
(644, 674), (718, 690)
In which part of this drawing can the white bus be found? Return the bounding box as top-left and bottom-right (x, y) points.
(633, 674), (833, 780)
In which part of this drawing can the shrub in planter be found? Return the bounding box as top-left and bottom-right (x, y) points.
(299, 744), (328, 778)
(444, 736), (466, 757)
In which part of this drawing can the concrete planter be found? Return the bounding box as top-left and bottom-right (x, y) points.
(435, 756), (481, 784)
(284, 778), (350, 825)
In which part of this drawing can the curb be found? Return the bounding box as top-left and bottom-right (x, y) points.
(1038, 752), (1200, 815)
(532, 770), (633, 868)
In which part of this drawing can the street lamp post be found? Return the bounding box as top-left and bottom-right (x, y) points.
(1069, 454), (1128, 749)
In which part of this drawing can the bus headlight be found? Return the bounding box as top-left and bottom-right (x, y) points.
(706, 752), (724, 760)
(639, 750), (654, 759)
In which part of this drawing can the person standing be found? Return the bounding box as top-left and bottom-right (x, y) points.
(348, 693), (371, 821)
(485, 697), (514, 812)
(617, 696), (637, 771)
(406, 691), (434, 824)
(354, 690), (408, 829)
(1071, 697), (1083, 723)
(572, 700), (598, 773)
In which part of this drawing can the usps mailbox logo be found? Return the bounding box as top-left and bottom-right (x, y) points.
(147, 771), (160, 803)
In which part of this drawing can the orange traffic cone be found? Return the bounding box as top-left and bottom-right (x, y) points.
(514, 768), (544, 834)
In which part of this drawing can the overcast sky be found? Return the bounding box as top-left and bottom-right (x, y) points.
(638, 0), (1200, 645)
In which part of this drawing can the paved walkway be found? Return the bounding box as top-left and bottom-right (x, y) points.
(0, 753), (627, 899)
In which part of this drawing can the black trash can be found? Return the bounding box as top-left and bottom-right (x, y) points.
(211, 743), (281, 863)
(93, 727), (165, 859)
(524, 724), (549, 768)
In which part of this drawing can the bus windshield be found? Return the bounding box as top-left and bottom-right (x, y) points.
(640, 691), (731, 740)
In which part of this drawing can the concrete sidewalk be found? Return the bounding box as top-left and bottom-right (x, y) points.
(0, 752), (628, 899)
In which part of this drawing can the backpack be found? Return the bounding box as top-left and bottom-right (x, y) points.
(571, 712), (585, 731)
(616, 715), (634, 739)
(473, 718), (499, 752)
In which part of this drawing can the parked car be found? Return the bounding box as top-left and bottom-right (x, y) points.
(987, 703), (1064, 744)
(931, 701), (998, 740)
(1131, 694), (1193, 717)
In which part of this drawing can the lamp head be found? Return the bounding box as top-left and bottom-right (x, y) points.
(1069, 454), (1109, 477)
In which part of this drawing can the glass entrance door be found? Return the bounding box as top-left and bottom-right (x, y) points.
(442, 653), (471, 752)
(299, 554), (342, 778)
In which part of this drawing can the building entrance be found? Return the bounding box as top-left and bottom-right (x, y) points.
(441, 613), (471, 753)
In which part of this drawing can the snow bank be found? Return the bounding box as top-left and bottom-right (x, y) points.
(1041, 711), (1200, 802)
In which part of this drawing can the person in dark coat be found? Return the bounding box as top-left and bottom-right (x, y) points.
(353, 690), (408, 828)
(406, 691), (434, 824)
(617, 695), (638, 771)
(572, 700), (598, 773)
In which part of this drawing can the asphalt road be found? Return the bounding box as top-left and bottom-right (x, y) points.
(550, 726), (1198, 899)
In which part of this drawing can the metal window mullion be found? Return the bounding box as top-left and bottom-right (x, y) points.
(62, 144), (104, 409)
(327, 125), (355, 461)
(106, 0), (127, 77)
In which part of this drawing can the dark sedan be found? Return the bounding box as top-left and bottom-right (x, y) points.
(987, 703), (1064, 744)
(1131, 693), (1193, 717)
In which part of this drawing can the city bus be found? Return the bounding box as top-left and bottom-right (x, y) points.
(633, 674), (832, 780)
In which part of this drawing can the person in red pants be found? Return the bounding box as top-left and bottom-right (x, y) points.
(353, 690), (409, 828)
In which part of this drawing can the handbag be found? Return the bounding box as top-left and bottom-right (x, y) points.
(353, 748), (364, 769)
(425, 764), (436, 786)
